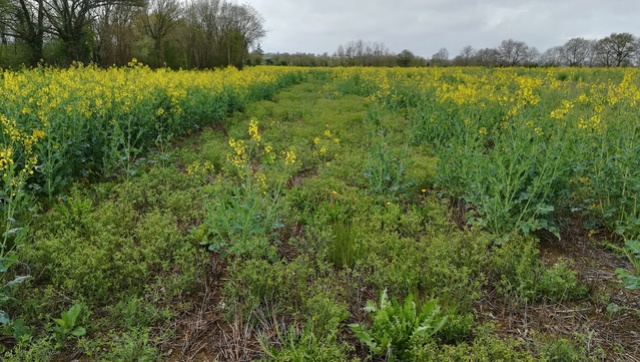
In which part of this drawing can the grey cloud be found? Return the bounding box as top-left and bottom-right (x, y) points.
(247, 0), (640, 57)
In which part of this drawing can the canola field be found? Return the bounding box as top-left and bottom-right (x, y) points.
(331, 67), (640, 240)
(0, 66), (638, 361)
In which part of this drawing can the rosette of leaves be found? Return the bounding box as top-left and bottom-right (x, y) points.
(349, 289), (447, 361)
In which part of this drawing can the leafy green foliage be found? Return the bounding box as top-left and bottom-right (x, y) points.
(363, 206), (491, 309)
(24, 169), (202, 305)
(491, 236), (587, 303)
(103, 328), (160, 362)
(0, 271), (30, 341)
(349, 289), (447, 360)
(0, 336), (56, 362)
(491, 234), (543, 303)
(436, 122), (567, 236)
(615, 239), (640, 289)
(202, 181), (283, 260)
(5, 69), (635, 361)
(259, 319), (353, 362)
(326, 219), (362, 269)
(537, 259), (588, 301)
(409, 324), (537, 362)
(109, 297), (174, 331)
(303, 290), (350, 339)
(363, 134), (414, 200)
(533, 331), (608, 362)
(222, 257), (315, 321)
(434, 309), (474, 344)
(53, 303), (86, 339)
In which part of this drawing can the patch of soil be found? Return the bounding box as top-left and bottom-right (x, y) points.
(165, 253), (264, 362)
(276, 222), (305, 261)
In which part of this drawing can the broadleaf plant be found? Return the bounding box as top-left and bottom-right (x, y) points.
(349, 288), (447, 361)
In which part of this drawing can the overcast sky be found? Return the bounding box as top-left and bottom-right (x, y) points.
(245, 0), (640, 58)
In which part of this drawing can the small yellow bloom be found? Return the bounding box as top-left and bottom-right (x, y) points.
(248, 118), (261, 142)
(284, 148), (296, 166)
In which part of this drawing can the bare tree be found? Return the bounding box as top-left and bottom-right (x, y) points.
(633, 38), (640, 66)
(561, 37), (592, 67)
(540, 46), (563, 66)
(497, 39), (529, 66)
(458, 45), (475, 66)
(593, 33), (636, 67)
(608, 33), (636, 66)
(593, 38), (614, 67)
(333, 40), (392, 66)
(431, 47), (449, 66)
(475, 47), (499, 67)
(524, 46), (540, 65)
(180, 0), (264, 68)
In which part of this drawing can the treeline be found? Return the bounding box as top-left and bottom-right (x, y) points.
(449, 34), (640, 67)
(0, 0), (265, 69)
(266, 40), (427, 67)
(269, 33), (640, 68)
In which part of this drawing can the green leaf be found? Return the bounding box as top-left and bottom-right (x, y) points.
(53, 318), (65, 328)
(0, 310), (9, 326)
(616, 268), (640, 290)
(607, 303), (621, 314)
(623, 275), (640, 290)
(10, 320), (30, 339)
(403, 293), (415, 321)
(363, 300), (378, 313)
(2, 228), (22, 238)
(536, 204), (554, 215)
(379, 288), (389, 309)
(624, 240), (640, 255)
(3, 275), (30, 288)
(71, 326), (86, 337)
(63, 304), (82, 326)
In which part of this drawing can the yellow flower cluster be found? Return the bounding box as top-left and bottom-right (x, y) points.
(248, 118), (261, 142)
(328, 66), (640, 139)
(0, 114), (42, 179)
(0, 64), (307, 188)
(186, 160), (215, 182)
(227, 138), (247, 172)
(312, 128), (340, 162)
(224, 117), (298, 182)
(284, 148), (297, 166)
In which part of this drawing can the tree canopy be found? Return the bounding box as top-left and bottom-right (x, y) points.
(0, 0), (266, 68)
